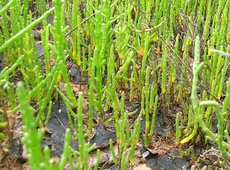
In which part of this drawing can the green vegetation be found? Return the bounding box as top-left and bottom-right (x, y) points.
(1, 0), (230, 169)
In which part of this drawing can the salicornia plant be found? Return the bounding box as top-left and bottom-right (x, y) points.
(1, 0), (230, 169)
(17, 82), (72, 170)
(181, 36), (230, 159)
